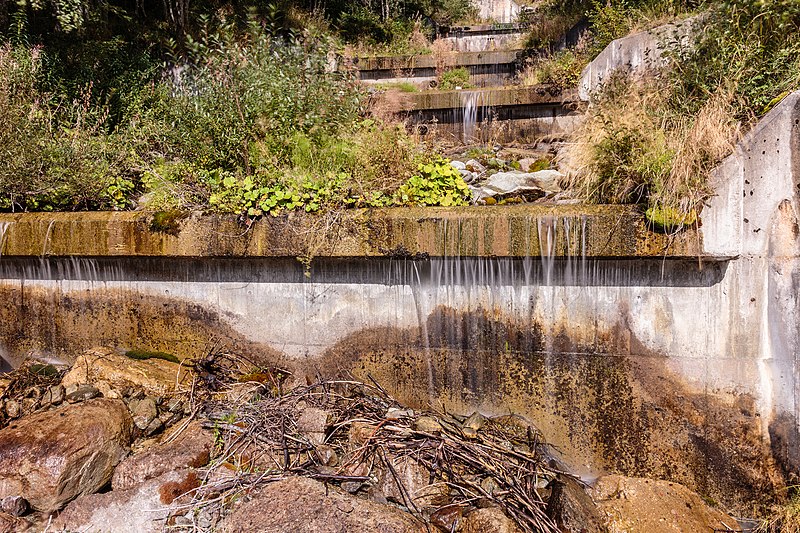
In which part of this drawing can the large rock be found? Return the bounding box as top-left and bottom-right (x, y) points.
(475, 170), (562, 202)
(219, 476), (426, 533)
(52, 470), (194, 533)
(590, 475), (738, 533)
(112, 420), (213, 490)
(0, 398), (132, 512)
(61, 347), (191, 397)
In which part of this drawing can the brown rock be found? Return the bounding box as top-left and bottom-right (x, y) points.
(546, 475), (607, 532)
(0, 398), (132, 512)
(461, 507), (523, 533)
(219, 476), (426, 533)
(0, 510), (29, 532)
(112, 421), (213, 490)
(296, 407), (329, 445)
(590, 475), (739, 533)
(61, 347), (191, 397)
(52, 470), (190, 533)
(378, 455), (444, 508)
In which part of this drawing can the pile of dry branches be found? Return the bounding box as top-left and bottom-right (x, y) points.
(178, 354), (565, 533)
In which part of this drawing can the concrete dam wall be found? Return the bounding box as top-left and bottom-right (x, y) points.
(1, 93), (799, 514)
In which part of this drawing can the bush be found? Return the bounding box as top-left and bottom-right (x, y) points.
(563, 75), (738, 216)
(0, 45), (140, 211)
(439, 67), (471, 90)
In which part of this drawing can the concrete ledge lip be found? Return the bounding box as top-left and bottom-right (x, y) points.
(0, 205), (716, 259)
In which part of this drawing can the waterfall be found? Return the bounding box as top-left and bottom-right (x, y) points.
(460, 90), (487, 143)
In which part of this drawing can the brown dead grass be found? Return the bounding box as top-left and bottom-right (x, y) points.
(561, 74), (741, 215)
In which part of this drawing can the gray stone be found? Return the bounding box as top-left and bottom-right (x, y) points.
(0, 496), (27, 517)
(42, 384), (65, 406)
(464, 159), (486, 174)
(449, 160), (466, 171)
(132, 397), (158, 430)
(65, 383), (99, 403)
(144, 417), (164, 437)
(476, 170), (562, 202)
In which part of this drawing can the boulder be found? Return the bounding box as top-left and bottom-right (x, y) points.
(590, 475), (738, 533)
(546, 475), (607, 533)
(218, 476), (426, 533)
(461, 507), (523, 533)
(52, 470), (195, 533)
(61, 347), (191, 397)
(475, 170), (563, 202)
(112, 420), (213, 490)
(0, 398), (132, 512)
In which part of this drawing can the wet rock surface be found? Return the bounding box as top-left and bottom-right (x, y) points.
(0, 398), (132, 512)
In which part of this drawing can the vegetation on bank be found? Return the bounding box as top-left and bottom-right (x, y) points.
(0, 0), (798, 219)
(561, 0), (800, 219)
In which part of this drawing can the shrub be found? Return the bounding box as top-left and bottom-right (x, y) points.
(563, 74), (739, 216)
(439, 67), (471, 90)
(0, 45), (140, 211)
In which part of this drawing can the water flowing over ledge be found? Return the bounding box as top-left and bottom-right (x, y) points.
(0, 204), (708, 259)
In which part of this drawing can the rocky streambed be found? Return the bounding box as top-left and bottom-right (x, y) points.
(0, 347), (741, 532)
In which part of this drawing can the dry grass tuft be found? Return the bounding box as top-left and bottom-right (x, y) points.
(561, 73), (741, 217)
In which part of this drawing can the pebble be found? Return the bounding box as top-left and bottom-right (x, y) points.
(413, 416), (443, 434)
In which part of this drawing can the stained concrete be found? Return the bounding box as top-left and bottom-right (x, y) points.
(1, 93), (800, 514)
(578, 18), (698, 100)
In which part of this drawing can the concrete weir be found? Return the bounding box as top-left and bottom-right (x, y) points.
(1, 93), (800, 513)
(398, 86), (581, 142)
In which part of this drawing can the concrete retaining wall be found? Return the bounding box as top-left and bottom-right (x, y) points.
(2, 93), (800, 512)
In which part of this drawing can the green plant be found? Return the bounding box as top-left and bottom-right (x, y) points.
(519, 50), (588, 90)
(439, 67), (471, 90)
(757, 489), (800, 533)
(395, 158), (471, 206)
